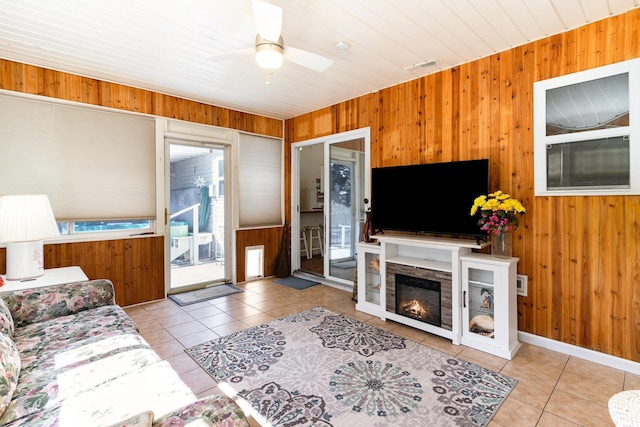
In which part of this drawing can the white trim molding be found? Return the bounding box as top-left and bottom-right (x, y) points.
(518, 331), (640, 376)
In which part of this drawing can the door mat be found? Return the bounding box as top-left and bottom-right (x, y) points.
(332, 260), (356, 269)
(273, 276), (320, 290)
(168, 284), (243, 306)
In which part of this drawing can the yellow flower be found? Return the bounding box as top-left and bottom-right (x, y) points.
(470, 195), (487, 215)
(470, 189), (526, 233)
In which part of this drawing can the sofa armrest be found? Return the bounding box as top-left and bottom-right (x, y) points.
(1, 279), (116, 328)
(152, 395), (250, 427)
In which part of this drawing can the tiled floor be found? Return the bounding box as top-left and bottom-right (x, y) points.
(123, 278), (636, 427)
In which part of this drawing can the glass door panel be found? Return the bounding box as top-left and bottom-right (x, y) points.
(168, 142), (228, 291)
(298, 144), (324, 275)
(327, 140), (365, 282)
(466, 268), (495, 339)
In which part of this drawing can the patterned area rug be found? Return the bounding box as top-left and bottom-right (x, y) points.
(185, 307), (516, 427)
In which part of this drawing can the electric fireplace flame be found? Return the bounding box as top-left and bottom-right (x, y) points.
(400, 299), (429, 320)
(395, 273), (441, 327)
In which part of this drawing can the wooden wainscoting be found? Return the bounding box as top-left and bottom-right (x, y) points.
(0, 236), (164, 307)
(235, 226), (285, 284)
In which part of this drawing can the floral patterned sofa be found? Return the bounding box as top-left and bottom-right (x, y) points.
(0, 279), (249, 427)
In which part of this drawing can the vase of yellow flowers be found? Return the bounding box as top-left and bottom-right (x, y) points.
(470, 190), (526, 257)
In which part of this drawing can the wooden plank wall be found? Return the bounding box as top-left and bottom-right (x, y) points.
(236, 227), (285, 283)
(0, 237), (164, 306)
(0, 59), (283, 306)
(285, 9), (640, 362)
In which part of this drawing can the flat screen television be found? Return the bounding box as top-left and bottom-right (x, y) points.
(370, 159), (489, 239)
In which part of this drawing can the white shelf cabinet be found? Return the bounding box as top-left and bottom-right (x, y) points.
(356, 234), (487, 345)
(460, 253), (521, 359)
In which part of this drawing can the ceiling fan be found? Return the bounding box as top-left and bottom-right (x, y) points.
(210, 0), (333, 72)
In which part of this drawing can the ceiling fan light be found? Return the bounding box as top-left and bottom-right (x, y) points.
(255, 35), (284, 69)
(256, 48), (283, 69)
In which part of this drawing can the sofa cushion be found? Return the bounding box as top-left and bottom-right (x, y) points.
(153, 395), (250, 427)
(13, 304), (138, 371)
(105, 410), (153, 427)
(1, 361), (196, 427)
(0, 297), (14, 337)
(2, 279), (115, 328)
(3, 334), (161, 424)
(0, 333), (20, 418)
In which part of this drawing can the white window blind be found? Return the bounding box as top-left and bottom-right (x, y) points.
(238, 133), (283, 227)
(0, 94), (156, 221)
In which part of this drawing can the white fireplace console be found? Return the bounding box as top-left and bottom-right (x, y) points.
(356, 234), (520, 359)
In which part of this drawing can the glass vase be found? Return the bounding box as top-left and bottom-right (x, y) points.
(491, 231), (513, 258)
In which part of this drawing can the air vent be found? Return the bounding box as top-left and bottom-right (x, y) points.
(403, 59), (438, 73)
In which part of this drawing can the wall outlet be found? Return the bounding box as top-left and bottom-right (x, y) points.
(516, 274), (528, 297)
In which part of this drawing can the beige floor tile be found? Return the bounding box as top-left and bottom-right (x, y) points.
(502, 371), (554, 409)
(140, 298), (176, 311)
(536, 412), (580, 426)
(155, 311), (196, 328)
(185, 304), (225, 319)
(225, 305), (264, 319)
(150, 338), (185, 359)
(513, 343), (569, 371)
(545, 389), (615, 426)
(210, 320), (251, 337)
(176, 329), (220, 348)
(141, 328), (175, 346)
(210, 298), (251, 311)
(233, 291), (272, 305)
(242, 313), (277, 327)
(625, 372), (640, 390)
(502, 358), (563, 389)
(134, 318), (164, 334)
(564, 357), (625, 388)
(556, 370), (623, 406)
(458, 347), (509, 371)
(179, 300), (218, 312)
(491, 396), (542, 427)
(164, 319), (209, 338)
(123, 305), (154, 322)
(198, 312), (239, 329)
(263, 304), (303, 318)
(250, 299), (296, 313)
(165, 352), (200, 374)
(179, 368), (218, 395)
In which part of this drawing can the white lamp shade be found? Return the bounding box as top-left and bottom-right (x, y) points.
(0, 194), (60, 243)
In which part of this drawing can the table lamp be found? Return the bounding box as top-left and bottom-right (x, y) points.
(0, 194), (60, 280)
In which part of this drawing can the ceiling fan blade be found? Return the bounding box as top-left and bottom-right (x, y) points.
(252, 0), (282, 43)
(285, 46), (333, 72)
(205, 47), (254, 62)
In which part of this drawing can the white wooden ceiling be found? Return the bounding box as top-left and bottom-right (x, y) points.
(0, 0), (638, 120)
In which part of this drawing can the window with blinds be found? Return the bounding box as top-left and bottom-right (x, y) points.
(0, 93), (156, 223)
(237, 133), (283, 228)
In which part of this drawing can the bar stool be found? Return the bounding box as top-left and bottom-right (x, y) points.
(308, 225), (324, 258)
(300, 226), (310, 259)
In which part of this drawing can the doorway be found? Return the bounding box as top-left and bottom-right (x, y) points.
(292, 128), (370, 286)
(168, 142), (229, 291)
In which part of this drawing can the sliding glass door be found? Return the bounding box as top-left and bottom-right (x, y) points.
(291, 128), (370, 287)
